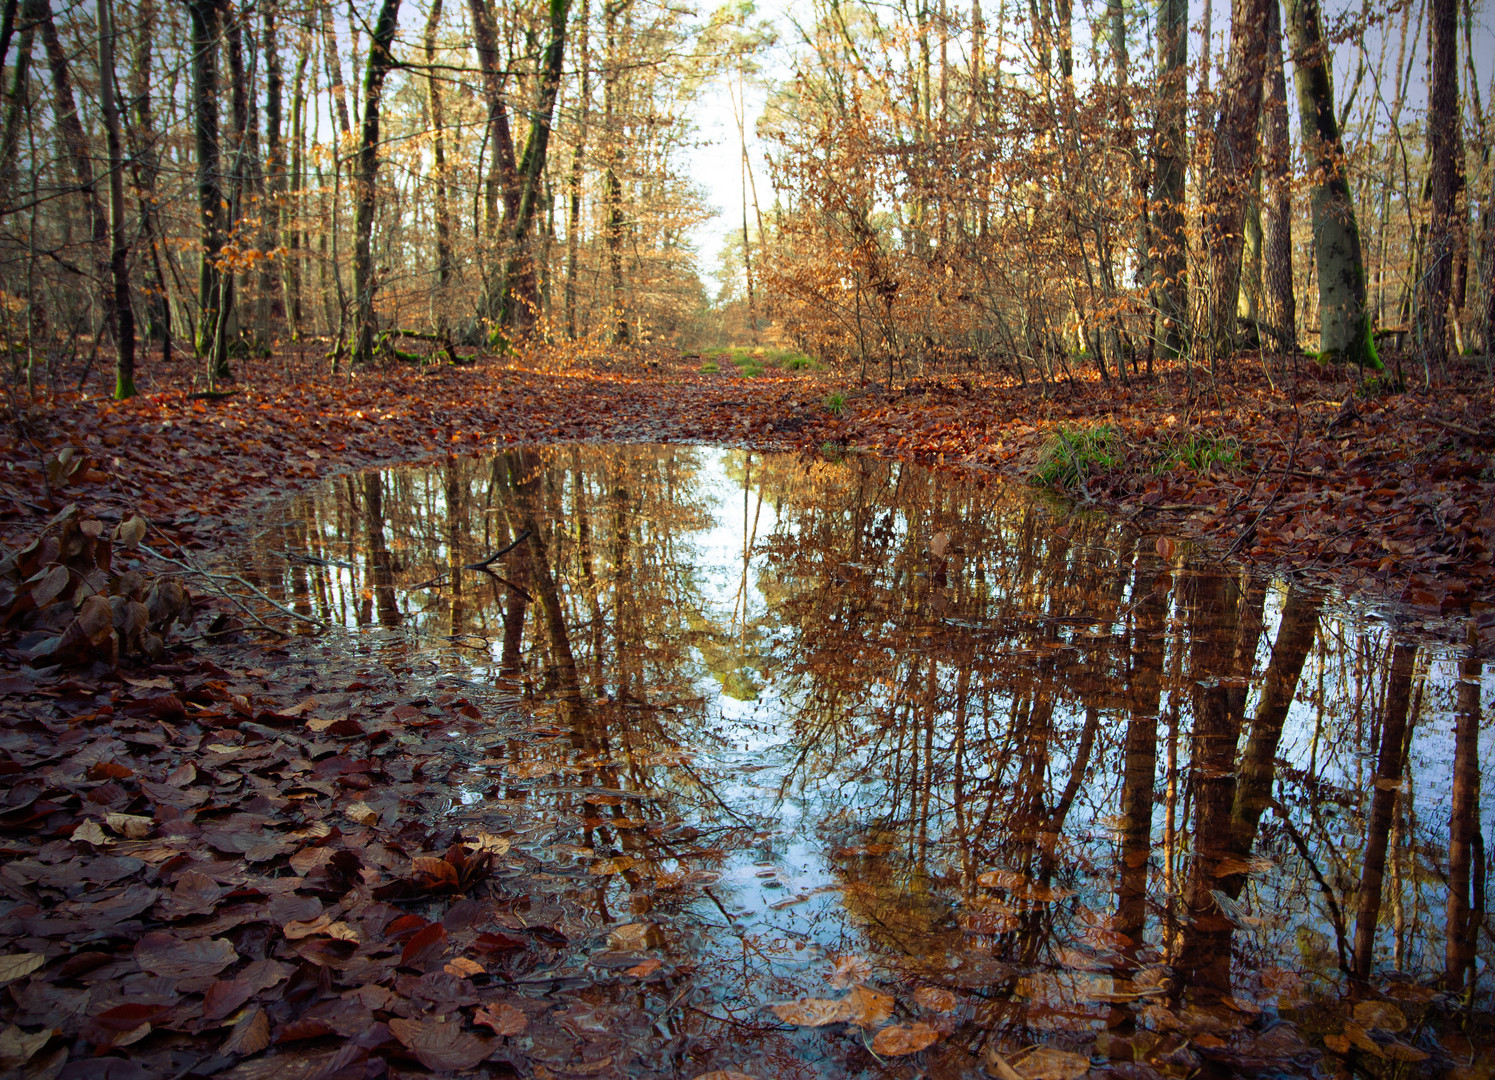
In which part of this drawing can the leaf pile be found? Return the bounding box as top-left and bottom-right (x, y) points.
(0, 506), (193, 667)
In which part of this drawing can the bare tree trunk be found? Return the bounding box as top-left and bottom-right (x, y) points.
(1421, 0), (1462, 374)
(1261, 0), (1296, 351)
(1444, 651), (1481, 992)
(564, 0), (590, 339)
(1151, 0), (1189, 357)
(26, 0), (119, 383)
(186, 0), (229, 377)
(351, 0), (402, 364)
(422, 0), (453, 310)
(97, 0), (135, 397)
(1203, 0), (1269, 370)
(1351, 642), (1418, 980)
(603, 0), (627, 344)
(263, 0), (285, 329)
(495, 0), (570, 333)
(285, 37), (308, 334)
(1285, 0), (1379, 369)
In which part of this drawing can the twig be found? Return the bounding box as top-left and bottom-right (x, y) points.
(1272, 799), (1352, 977)
(1220, 405), (1301, 563)
(464, 529), (531, 571)
(139, 542), (330, 631)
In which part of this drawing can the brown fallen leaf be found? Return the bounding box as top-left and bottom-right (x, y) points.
(222, 1007), (271, 1056)
(841, 985), (893, 1029)
(913, 986), (959, 1013)
(283, 915), (360, 942)
(1014, 1047), (1091, 1080)
(694, 1072), (759, 1080)
(0, 1023), (56, 1068)
(104, 812), (153, 839)
(133, 931), (237, 979)
(870, 1022), (940, 1056)
(444, 957), (485, 977)
(0, 955), (46, 985)
(625, 958), (662, 978)
(607, 923), (662, 950)
(766, 998), (851, 1027)
(387, 1017), (493, 1071)
(473, 1003), (527, 1037)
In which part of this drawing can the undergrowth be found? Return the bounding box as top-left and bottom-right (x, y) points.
(1034, 425), (1124, 488)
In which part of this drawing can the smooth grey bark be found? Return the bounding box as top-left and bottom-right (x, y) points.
(1284, 0), (1380, 368)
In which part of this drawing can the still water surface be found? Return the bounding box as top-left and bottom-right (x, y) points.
(258, 444), (1492, 1077)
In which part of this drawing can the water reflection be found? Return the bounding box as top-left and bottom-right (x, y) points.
(259, 444), (1491, 1075)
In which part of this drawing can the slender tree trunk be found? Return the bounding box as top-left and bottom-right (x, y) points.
(263, 0), (285, 327)
(603, 0), (627, 344)
(422, 0), (453, 307)
(27, 0), (119, 381)
(1422, 0), (1462, 373)
(564, 0), (590, 340)
(1203, 0), (1269, 369)
(186, 0), (229, 375)
(285, 39), (308, 334)
(496, 0), (570, 333)
(1285, 0), (1380, 368)
(1261, 0), (1296, 350)
(351, 0), (402, 364)
(97, 0), (135, 398)
(1351, 642), (1418, 980)
(0, 24), (30, 203)
(1444, 651), (1481, 992)
(1151, 0), (1189, 356)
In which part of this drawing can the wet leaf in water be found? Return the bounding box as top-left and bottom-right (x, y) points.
(473, 1003), (527, 1037)
(766, 998), (851, 1027)
(387, 1017), (493, 1071)
(625, 958), (662, 977)
(1353, 1001), (1408, 1033)
(694, 1072), (759, 1080)
(1013, 1046), (1092, 1079)
(828, 954), (871, 988)
(607, 922), (662, 950)
(466, 830), (510, 856)
(913, 986), (959, 1013)
(842, 985), (893, 1028)
(870, 1022), (940, 1056)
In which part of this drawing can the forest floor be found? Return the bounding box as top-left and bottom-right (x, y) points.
(0, 343), (1492, 1080)
(5, 342), (1494, 617)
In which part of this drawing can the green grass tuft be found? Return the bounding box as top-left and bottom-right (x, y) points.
(1034, 424), (1124, 488)
(825, 392), (845, 416)
(1150, 432), (1239, 474)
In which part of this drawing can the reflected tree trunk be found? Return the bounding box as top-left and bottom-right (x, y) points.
(1351, 641), (1418, 980)
(1115, 554), (1170, 948)
(363, 474), (399, 627)
(1444, 650), (1482, 992)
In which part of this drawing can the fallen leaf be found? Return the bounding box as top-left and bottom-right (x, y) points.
(870, 1022), (940, 1056)
(0, 955), (46, 984)
(473, 1003), (527, 1037)
(133, 931), (237, 979)
(222, 1007), (271, 1056)
(444, 957), (485, 977)
(625, 958), (662, 977)
(766, 998), (850, 1027)
(1014, 1047), (1092, 1079)
(104, 813), (153, 839)
(387, 1017), (493, 1071)
(400, 922), (448, 969)
(913, 986), (959, 1013)
(71, 821), (110, 846)
(841, 985), (893, 1029)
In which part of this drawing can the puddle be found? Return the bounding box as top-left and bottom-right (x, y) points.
(254, 444), (1492, 1076)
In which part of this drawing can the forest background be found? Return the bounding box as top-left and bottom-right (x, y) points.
(0, 0), (1492, 392)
